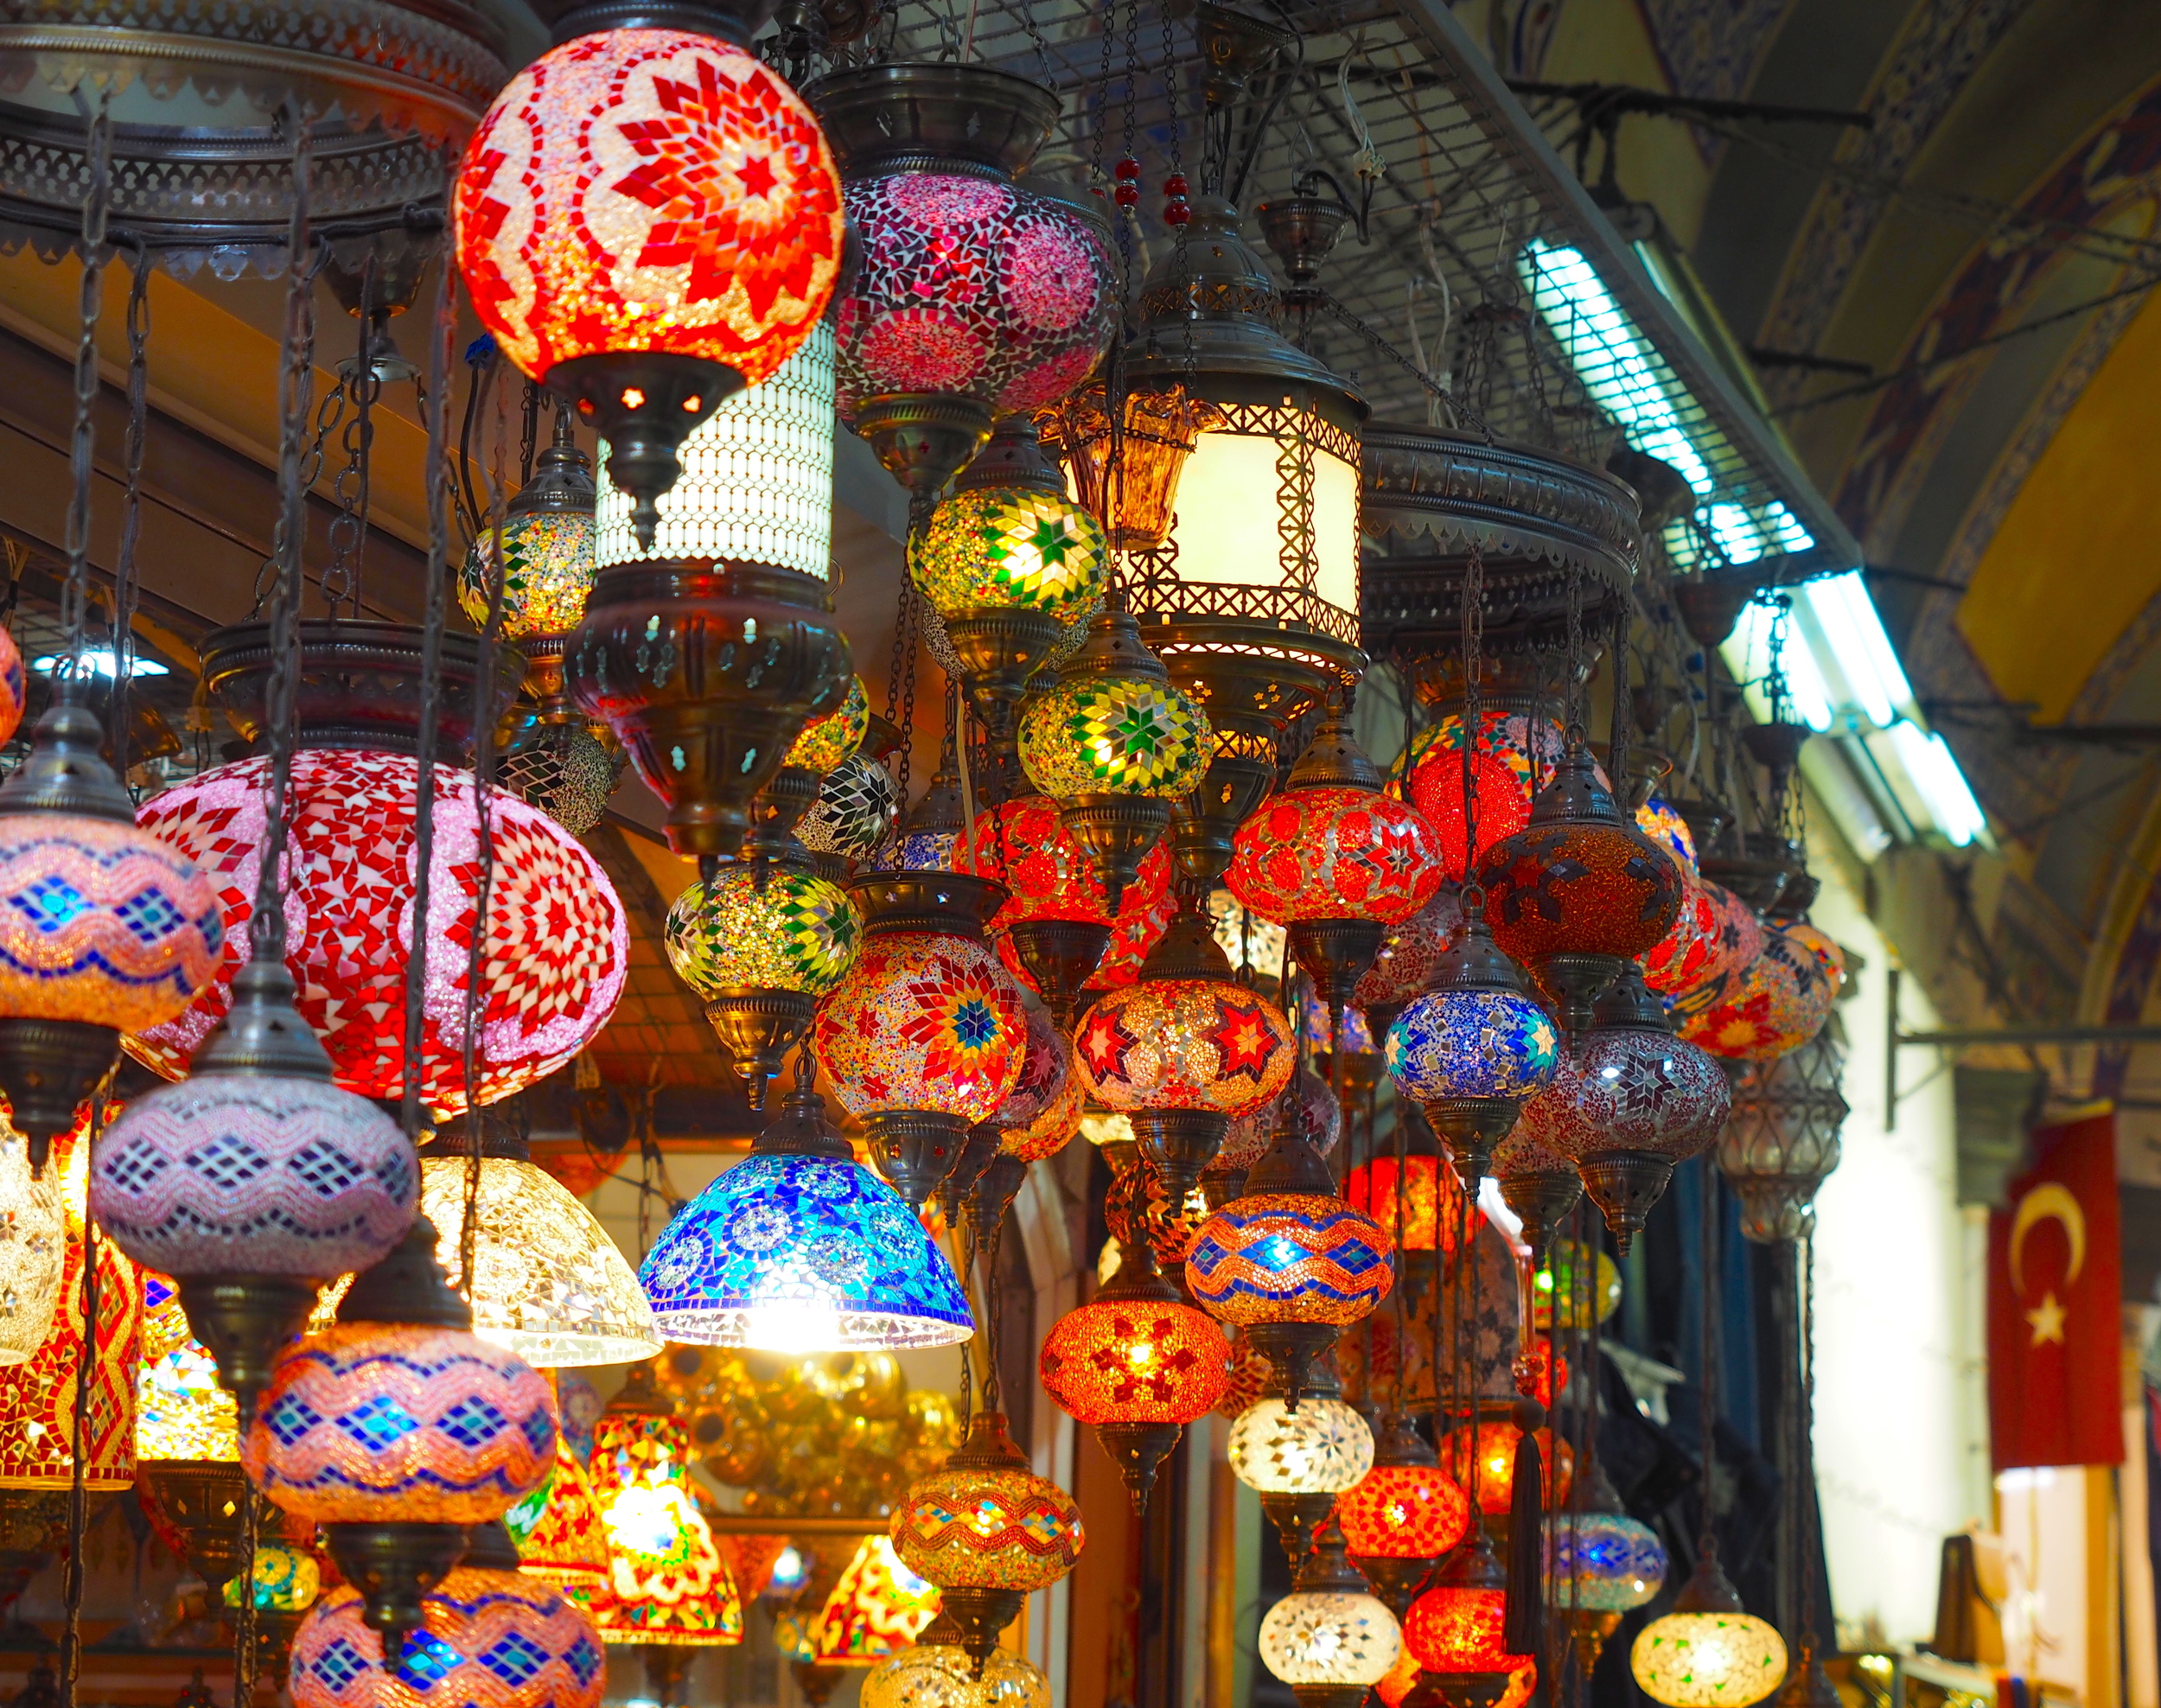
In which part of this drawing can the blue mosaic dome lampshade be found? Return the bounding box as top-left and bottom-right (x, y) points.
(1384, 904), (1559, 1189)
(638, 1064), (974, 1353)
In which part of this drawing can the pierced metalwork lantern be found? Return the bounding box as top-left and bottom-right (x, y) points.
(1716, 1014), (1849, 1243)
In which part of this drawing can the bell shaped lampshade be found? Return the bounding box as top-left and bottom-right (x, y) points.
(136, 1270), (238, 1463)
(1257, 1521), (1403, 1704)
(0, 1125), (64, 1363)
(289, 1522), (606, 1708)
(590, 1365), (743, 1646)
(416, 1147), (660, 1367)
(506, 1426), (613, 1602)
(0, 1117), (141, 1488)
(863, 1613), (1051, 1708)
(640, 1071), (972, 1351)
(811, 1535), (942, 1664)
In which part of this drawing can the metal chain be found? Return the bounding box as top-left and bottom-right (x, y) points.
(254, 371), (347, 616)
(60, 94), (112, 686)
(110, 248), (150, 777)
(252, 120), (317, 970)
(1459, 539), (1488, 899)
(321, 263), (380, 619)
(58, 1090), (105, 1708)
(1607, 606), (1633, 812)
(1563, 560), (1587, 746)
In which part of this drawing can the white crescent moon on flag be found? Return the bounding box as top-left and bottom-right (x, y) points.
(2009, 1182), (2085, 1297)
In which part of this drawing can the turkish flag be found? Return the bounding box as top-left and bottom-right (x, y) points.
(1987, 1113), (2124, 1471)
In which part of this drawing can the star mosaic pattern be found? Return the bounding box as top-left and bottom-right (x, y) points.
(1406, 711), (1567, 883)
(290, 1569), (605, 1708)
(92, 1076), (415, 1281)
(1384, 989), (1559, 1102)
(909, 487), (1108, 618)
(835, 172), (1116, 417)
(1074, 979), (1293, 1118)
(454, 29), (842, 382)
(665, 867), (862, 998)
(132, 749), (628, 1114)
(797, 754), (900, 858)
(460, 511), (596, 643)
(245, 1322), (555, 1523)
(638, 1152), (973, 1348)
(1475, 820), (1683, 965)
(1514, 1023), (1730, 1164)
(1227, 786), (1444, 926)
(1185, 1193), (1395, 1325)
(813, 934), (1026, 1124)
(1038, 1294), (1229, 1424)
(0, 815), (222, 1030)
(1225, 1396), (1373, 1494)
(1335, 1462), (1471, 1560)
(1258, 1590), (1403, 1687)
(1018, 673), (1208, 800)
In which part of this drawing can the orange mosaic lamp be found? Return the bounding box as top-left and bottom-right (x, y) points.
(1335, 1412), (1470, 1617)
(810, 1536), (941, 1665)
(590, 1364), (741, 1647)
(1402, 1529), (1535, 1708)
(1437, 1422), (1574, 1518)
(890, 1411), (1084, 1677)
(507, 1429), (612, 1603)
(0, 1121), (140, 1488)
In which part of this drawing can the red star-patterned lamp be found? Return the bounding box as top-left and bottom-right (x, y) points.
(1227, 702), (1444, 1045)
(1072, 900), (1295, 1203)
(1335, 1411), (1471, 1617)
(1038, 1233), (1231, 1511)
(454, 10), (844, 548)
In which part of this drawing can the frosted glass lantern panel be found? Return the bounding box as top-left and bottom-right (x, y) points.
(1163, 428), (1360, 618)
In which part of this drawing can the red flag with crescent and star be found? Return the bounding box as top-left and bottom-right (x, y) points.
(1986, 1112), (2124, 1471)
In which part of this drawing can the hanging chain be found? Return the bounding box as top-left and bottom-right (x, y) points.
(110, 248), (150, 780)
(58, 1086), (108, 1708)
(1697, 1159), (1721, 1561)
(517, 379), (542, 487)
(1607, 606), (1633, 809)
(320, 262), (381, 620)
(1563, 563), (1587, 747)
(1459, 539), (1488, 900)
(60, 94), (112, 686)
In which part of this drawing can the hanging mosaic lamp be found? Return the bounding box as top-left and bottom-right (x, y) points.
(478, 413), (619, 839)
(1438, 1419), (1573, 1518)
(1401, 1528), (1534, 1708)
(810, 1535), (941, 1665)
(1546, 1458), (1666, 1679)
(1644, 878), (1731, 1002)
(813, 873), (1028, 1205)
(289, 1520), (605, 1708)
(455, 12), (842, 545)
(1335, 1411), (1472, 1617)
(991, 1006), (1085, 1165)
(1355, 889), (1466, 1024)
(1490, 1118), (1581, 1270)
(508, 1427), (613, 1604)
(1383, 907), (1560, 1188)
(637, 1060), (972, 1351)
(1184, 1104), (1393, 1405)
(1215, 1066), (1342, 1207)
(798, 753), (904, 876)
(862, 1610), (1052, 1708)
(589, 1365), (743, 1647)
(889, 1410), (1084, 1677)
(1676, 921), (1842, 1064)
(1471, 740), (1682, 1031)
(1018, 600), (1208, 912)
(245, 1218), (556, 1647)
(1514, 966), (1731, 1252)
(782, 675), (872, 780)
(1227, 1389), (1375, 1563)
(1404, 710), (1565, 884)
(132, 740), (628, 1118)
(92, 948), (418, 1408)
(1716, 1014), (1850, 1244)
(0, 1125), (63, 1362)
(0, 1120), (140, 1488)
(664, 855), (864, 1108)
(912, 417), (1110, 740)
(806, 61), (1116, 496)
(413, 1130), (661, 1367)
(877, 758), (966, 874)
(0, 690), (220, 1170)
(1074, 901), (1295, 1202)
(0, 628), (21, 748)
(1259, 1517), (1404, 1708)
(1227, 702), (1444, 1033)
(1635, 795), (1698, 873)
(1038, 1232), (1231, 1511)
(136, 1270), (238, 1463)
(1343, 1136), (1465, 1302)
(1629, 1548), (1787, 1708)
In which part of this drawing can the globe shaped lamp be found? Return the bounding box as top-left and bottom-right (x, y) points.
(1343, 1128), (1463, 1299)
(798, 754), (902, 871)
(911, 417), (1110, 743)
(1017, 602), (1207, 911)
(862, 1612), (1051, 1708)
(638, 1065), (973, 1351)
(1259, 1519), (1404, 1708)
(1184, 1111), (1393, 1405)
(1438, 1421), (1573, 1516)
(811, 1535), (941, 1665)
(1074, 902), (1296, 1201)
(1355, 889), (1466, 1019)
(783, 675), (871, 778)
(1546, 1512), (1666, 1616)
(1228, 704), (1444, 1026)
(1335, 1411), (1471, 1616)
(991, 1007), (1085, 1164)
(289, 1521), (604, 1708)
(414, 1132), (661, 1367)
(1515, 966), (1731, 1252)
(1384, 907), (1559, 1188)
(1227, 1393), (1374, 1562)
(813, 874), (1028, 1205)
(1676, 922), (1839, 1065)
(1717, 1016), (1850, 1245)
(889, 1410), (1084, 1677)
(1472, 742), (1682, 1031)
(459, 409), (598, 647)
(455, 24), (844, 549)
(1039, 1234), (1231, 1511)
(245, 1219), (557, 1649)
(1630, 1548), (1788, 1708)
(1402, 1530), (1535, 1708)
(0, 694), (221, 1170)
(666, 863), (864, 1106)
(1404, 709), (1564, 883)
